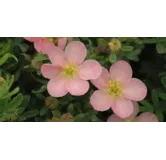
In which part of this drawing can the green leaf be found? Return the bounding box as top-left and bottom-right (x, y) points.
(67, 103), (74, 114)
(2, 87), (20, 99)
(0, 53), (18, 66)
(0, 84), (8, 98)
(40, 108), (49, 116)
(156, 43), (166, 54)
(151, 89), (159, 108)
(13, 37), (23, 45)
(74, 113), (91, 122)
(31, 73), (47, 85)
(32, 85), (47, 94)
(21, 110), (39, 120)
(139, 100), (154, 112)
(127, 56), (139, 61)
(0, 98), (8, 113)
(21, 54), (32, 62)
(109, 53), (117, 63)
(122, 46), (134, 52)
(72, 37), (80, 41)
(14, 70), (21, 82)
(118, 36), (138, 42)
(80, 37), (89, 41)
(33, 53), (48, 62)
(118, 37), (127, 42)
(142, 38), (166, 44)
(156, 110), (164, 122)
(159, 101), (166, 112)
(6, 75), (15, 89)
(98, 38), (108, 47)
(139, 106), (154, 112)
(161, 76), (166, 88)
(125, 49), (141, 56)
(9, 87), (20, 96)
(19, 44), (29, 53)
(35, 94), (45, 100)
(18, 95), (30, 114)
(158, 91), (166, 100)
(9, 93), (24, 109)
(135, 39), (143, 44)
(91, 114), (103, 122)
(52, 110), (61, 118)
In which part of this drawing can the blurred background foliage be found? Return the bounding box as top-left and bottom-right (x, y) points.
(1, 37), (166, 122)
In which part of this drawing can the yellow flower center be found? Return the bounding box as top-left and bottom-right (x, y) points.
(106, 80), (123, 98)
(61, 63), (78, 79)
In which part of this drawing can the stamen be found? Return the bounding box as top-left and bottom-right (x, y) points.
(61, 63), (78, 79)
(106, 80), (123, 97)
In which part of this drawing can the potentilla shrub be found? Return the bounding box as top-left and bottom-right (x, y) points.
(1, 37), (166, 122)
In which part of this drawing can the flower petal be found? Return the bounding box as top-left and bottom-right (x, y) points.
(91, 67), (110, 89)
(34, 39), (55, 54)
(108, 101), (139, 122)
(123, 78), (147, 101)
(41, 64), (61, 79)
(112, 98), (134, 118)
(123, 101), (139, 121)
(65, 41), (87, 64)
(47, 46), (66, 67)
(41, 39), (55, 54)
(110, 60), (133, 84)
(79, 60), (102, 80)
(24, 37), (41, 42)
(136, 112), (159, 122)
(58, 37), (67, 50)
(47, 76), (68, 97)
(107, 114), (122, 122)
(66, 77), (89, 96)
(34, 39), (44, 53)
(90, 90), (113, 111)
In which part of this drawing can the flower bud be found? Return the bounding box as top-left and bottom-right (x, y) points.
(48, 113), (74, 122)
(45, 96), (59, 109)
(10, 115), (17, 121)
(60, 113), (74, 122)
(48, 116), (60, 122)
(31, 59), (43, 70)
(108, 39), (121, 52)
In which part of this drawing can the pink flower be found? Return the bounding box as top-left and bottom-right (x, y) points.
(24, 37), (72, 54)
(41, 41), (102, 97)
(107, 102), (159, 122)
(90, 60), (147, 118)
